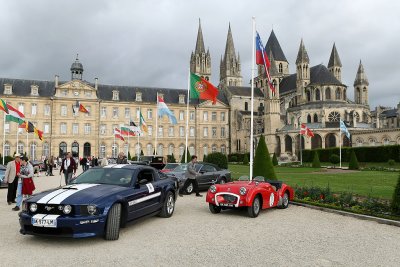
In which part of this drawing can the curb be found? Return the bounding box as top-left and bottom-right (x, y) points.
(291, 201), (400, 227)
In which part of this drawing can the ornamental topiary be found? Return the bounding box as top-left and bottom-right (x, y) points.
(243, 154), (249, 165)
(391, 173), (400, 215)
(348, 150), (360, 170)
(329, 154), (340, 168)
(167, 153), (176, 163)
(272, 153), (279, 166)
(180, 147), (191, 163)
(205, 152), (228, 169)
(253, 135), (277, 180)
(312, 151), (321, 168)
(230, 155), (238, 163)
(203, 154), (208, 162)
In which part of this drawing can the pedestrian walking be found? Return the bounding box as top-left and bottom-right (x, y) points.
(179, 155), (202, 197)
(59, 152), (77, 185)
(80, 157), (88, 172)
(4, 153), (21, 205)
(100, 155), (109, 167)
(12, 156), (35, 211)
(116, 152), (128, 164)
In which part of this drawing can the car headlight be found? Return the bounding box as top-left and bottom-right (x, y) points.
(63, 205), (72, 214)
(29, 203), (37, 212)
(87, 205), (97, 215)
(239, 187), (247, 196)
(209, 185), (217, 193)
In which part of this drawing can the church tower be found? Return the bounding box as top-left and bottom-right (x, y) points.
(295, 39), (310, 104)
(70, 55), (83, 80)
(354, 60), (369, 105)
(265, 30), (289, 76)
(328, 43), (342, 82)
(190, 19), (211, 81)
(219, 23), (242, 87)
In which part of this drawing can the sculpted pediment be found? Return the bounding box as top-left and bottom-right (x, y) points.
(55, 80), (97, 99)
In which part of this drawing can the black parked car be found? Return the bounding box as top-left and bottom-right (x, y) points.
(139, 156), (166, 170)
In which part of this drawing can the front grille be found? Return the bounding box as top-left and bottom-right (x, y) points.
(222, 194), (237, 203)
(34, 204), (73, 215)
(25, 225), (73, 236)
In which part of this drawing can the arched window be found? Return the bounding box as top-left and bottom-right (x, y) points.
(17, 142), (24, 155)
(356, 139), (363, 147)
(356, 88), (361, 103)
(245, 102), (248, 111)
(212, 145), (217, 153)
(343, 89), (346, 100)
(100, 144), (106, 158)
(43, 142), (50, 157)
(84, 142), (91, 157)
(315, 89), (320, 100)
(284, 135), (292, 153)
(326, 88), (331, 100)
(135, 143), (141, 156)
(30, 142), (37, 160)
(307, 114), (311, 123)
(221, 145), (226, 154)
(112, 144), (118, 158)
(59, 142), (67, 157)
(306, 90), (311, 102)
(157, 144), (164, 156)
(383, 137), (390, 146)
(313, 114), (318, 122)
(124, 143), (129, 156)
(71, 141), (79, 158)
(203, 145), (208, 156)
(336, 88), (341, 100)
(168, 144), (174, 155)
(4, 142), (10, 156)
(179, 145), (184, 158)
(189, 145), (195, 156)
(279, 63), (283, 73)
(146, 144), (153, 156)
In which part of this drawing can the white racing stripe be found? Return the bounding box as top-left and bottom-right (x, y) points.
(32, 214), (47, 220)
(43, 214), (60, 220)
(45, 184), (100, 205)
(103, 164), (128, 168)
(37, 189), (69, 204)
(128, 192), (161, 206)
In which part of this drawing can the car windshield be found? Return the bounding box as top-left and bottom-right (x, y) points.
(172, 163), (202, 172)
(71, 168), (133, 186)
(164, 163), (178, 169)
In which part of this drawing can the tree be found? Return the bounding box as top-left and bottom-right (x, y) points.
(348, 150), (360, 170)
(253, 135), (277, 180)
(180, 147), (191, 163)
(329, 154), (340, 168)
(203, 154), (208, 162)
(167, 153), (176, 163)
(206, 152), (228, 169)
(391, 173), (400, 215)
(128, 151), (132, 161)
(243, 154), (249, 165)
(312, 151), (321, 168)
(272, 153), (278, 166)
(140, 150), (144, 156)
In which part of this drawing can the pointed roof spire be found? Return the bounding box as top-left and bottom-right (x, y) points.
(265, 30), (288, 62)
(296, 39), (310, 64)
(328, 43), (342, 68)
(223, 22), (236, 61)
(195, 18), (206, 54)
(354, 60), (369, 86)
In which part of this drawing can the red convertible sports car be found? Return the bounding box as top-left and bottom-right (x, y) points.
(206, 176), (294, 217)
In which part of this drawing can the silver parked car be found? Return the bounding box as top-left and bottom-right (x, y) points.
(0, 165), (7, 188)
(167, 162), (231, 194)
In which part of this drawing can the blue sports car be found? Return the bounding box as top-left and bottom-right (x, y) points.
(19, 164), (178, 240)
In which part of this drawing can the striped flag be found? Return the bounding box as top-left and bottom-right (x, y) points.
(340, 120), (350, 139)
(120, 126), (135, 136)
(300, 124), (314, 138)
(0, 98), (9, 114)
(5, 104), (25, 124)
(139, 111), (148, 133)
(114, 128), (125, 141)
(157, 96), (177, 124)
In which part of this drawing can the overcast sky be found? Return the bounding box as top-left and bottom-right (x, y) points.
(0, 0), (399, 109)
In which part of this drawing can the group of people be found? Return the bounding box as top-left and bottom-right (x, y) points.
(4, 153), (36, 211)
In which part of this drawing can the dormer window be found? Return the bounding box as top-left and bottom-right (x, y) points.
(31, 85), (39, 96)
(179, 94), (185, 104)
(136, 92), (142, 102)
(4, 84), (12, 95)
(112, 90), (119, 101)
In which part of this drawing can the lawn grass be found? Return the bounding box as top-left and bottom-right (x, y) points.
(228, 164), (398, 200)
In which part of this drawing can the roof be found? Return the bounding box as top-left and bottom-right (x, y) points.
(0, 78), (55, 97)
(381, 109), (398, 118)
(354, 60), (369, 86)
(279, 74), (297, 95)
(328, 43), (342, 68)
(223, 23), (236, 62)
(194, 19), (206, 54)
(265, 30), (288, 62)
(295, 39), (309, 64)
(225, 86), (264, 97)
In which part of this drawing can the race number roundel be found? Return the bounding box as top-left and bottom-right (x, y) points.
(195, 81), (207, 93)
(269, 193), (275, 207)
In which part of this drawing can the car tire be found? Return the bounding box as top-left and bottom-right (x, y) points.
(279, 192), (290, 209)
(158, 191), (175, 218)
(247, 196), (261, 218)
(186, 182), (193, 194)
(104, 203), (121, 241)
(209, 203), (221, 214)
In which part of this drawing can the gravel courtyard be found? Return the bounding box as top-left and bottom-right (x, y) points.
(1, 171), (399, 267)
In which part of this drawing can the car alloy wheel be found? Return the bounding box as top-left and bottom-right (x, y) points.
(253, 197), (260, 214)
(282, 192), (289, 209)
(186, 183), (193, 194)
(167, 194), (174, 214)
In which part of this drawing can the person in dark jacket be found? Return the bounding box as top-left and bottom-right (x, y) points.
(59, 152), (77, 185)
(116, 152), (128, 164)
(179, 155), (202, 197)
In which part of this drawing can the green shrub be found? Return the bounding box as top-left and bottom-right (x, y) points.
(253, 135), (276, 180)
(348, 150), (360, 170)
(141, 150), (144, 156)
(272, 153), (278, 166)
(167, 154), (176, 163)
(206, 152), (228, 169)
(203, 154), (208, 162)
(329, 154), (340, 168)
(388, 159), (395, 166)
(180, 148), (191, 163)
(311, 151), (321, 168)
(391, 173), (400, 215)
(243, 154), (249, 165)
(230, 155), (238, 162)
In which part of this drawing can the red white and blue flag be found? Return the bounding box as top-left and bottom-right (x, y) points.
(255, 31), (275, 94)
(157, 96), (177, 125)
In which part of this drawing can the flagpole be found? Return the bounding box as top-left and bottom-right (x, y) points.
(339, 126), (342, 169)
(2, 113), (5, 165)
(26, 131), (29, 158)
(154, 92), (159, 156)
(127, 123), (130, 159)
(137, 108), (141, 160)
(249, 17), (256, 180)
(113, 128), (116, 158)
(185, 68), (190, 163)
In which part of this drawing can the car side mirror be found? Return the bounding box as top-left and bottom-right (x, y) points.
(199, 170), (206, 174)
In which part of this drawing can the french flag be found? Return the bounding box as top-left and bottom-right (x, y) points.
(256, 31), (270, 69)
(157, 96), (177, 125)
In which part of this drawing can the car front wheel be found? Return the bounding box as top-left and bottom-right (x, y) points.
(279, 192), (289, 209)
(186, 183), (193, 194)
(104, 203), (121, 240)
(247, 196), (261, 218)
(159, 191), (175, 218)
(209, 203), (221, 214)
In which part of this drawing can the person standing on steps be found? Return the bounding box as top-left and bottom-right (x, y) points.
(179, 155), (202, 197)
(59, 152), (77, 185)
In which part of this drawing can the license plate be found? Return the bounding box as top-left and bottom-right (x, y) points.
(31, 218), (57, 228)
(219, 203), (234, 207)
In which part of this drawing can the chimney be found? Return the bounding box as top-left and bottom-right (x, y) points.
(95, 78), (98, 90)
(55, 75), (59, 87)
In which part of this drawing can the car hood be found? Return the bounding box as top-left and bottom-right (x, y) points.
(28, 183), (130, 205)
(214, 181), (256, 194)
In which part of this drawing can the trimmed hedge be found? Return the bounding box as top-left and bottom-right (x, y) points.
(391, 173), (400, 215)
(311, 151), (321, 168)
(253, 135), (277, 180)
(228, 153), (250, 162)
(348, 150), (359, 170)
(205, 152), (228, 169)
(272, 153), (279, 166)
(302, 145), (400, 163)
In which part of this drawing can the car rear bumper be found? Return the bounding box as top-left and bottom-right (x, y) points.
(19, 212), (106, 238)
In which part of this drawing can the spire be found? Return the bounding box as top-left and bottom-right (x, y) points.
(328, 43), (342, 68)
(268, 50), (279, 76)
(354, 60), (369, 86)
(195, 18), (205, 54)
(223, 22), (236, 61)
(265, 30), (288, 62)
(296, 39), (309, 64)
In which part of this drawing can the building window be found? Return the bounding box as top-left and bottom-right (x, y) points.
(31, 85), (39, 96)
(203, 145), (208, 156)
(112, 90), (119, 101)
(60, 123), (67, 134)
(4, 142), (10, 156)
(245, 102), (248, 111)
(136, 92), (142, 102)
(203, 111), (208, 121)
(313, 114), (318, 123)
(30, 143), (37, 160)
(148, 126), (153, 136)
(85, 106), (91, 117)
(221, 145), (226, 154)
(212, 127), (217, 137)
(17, 142), (24, 155)
(307, 114), (311, 123)
(279, 63), (283, 73)
(61, 105), (67, 116)
(73, 123), (79, 135)
(136, 108), (140, 119)
(221, 112), (226, 122)
(100, 144), (106, 158)
(190, 111), (195, 121)
(44, 104), (50, 116)
(44, 123), (50, 134)
(356, 139), (363, 147)
(4, 85), (12, 95)
(203, 127), (208, 137)
(190, 126), (195, 137)
(179, 126), (184, 137)
(125, 108), (130, 119)
(168, 145), (174, 155)
(328, 111), (340, 122)
(61, 89), (68, 96)
(179, 111), (184, 121)
(18, 103), (24, 114)
(179, 94), (185, 104)
(99, 124), (106, 135)
(157, 144), (164, 156)
(101, 107), (107, 117)
(179, 145), (184, 158)
(31, 104), (37, 115)
(326, 88), (331, 100)
(4, 122), (10, 133)
(112, 107), (118, 118)
(147, 109), (153, 119)
(43, 142), (50, 157)
(112, 144), (118, 158)
(336, 88), (341, 100)
(383, 138), (390, 146)
(212, 145), (217, 153)
(147, 144), (153, 156)
(211, 112), (217, 121)
(315, 89), (321, 100)
(85, 91), (92, 97)
(189, 145), (195, 156)
(221, 127), (225, 137)
(168, 126), (174, 137)
(84, 123), (91, 134)
(158, 126), (163, 137)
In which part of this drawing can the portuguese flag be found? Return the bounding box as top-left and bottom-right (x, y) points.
(190, 73), (219, 105)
